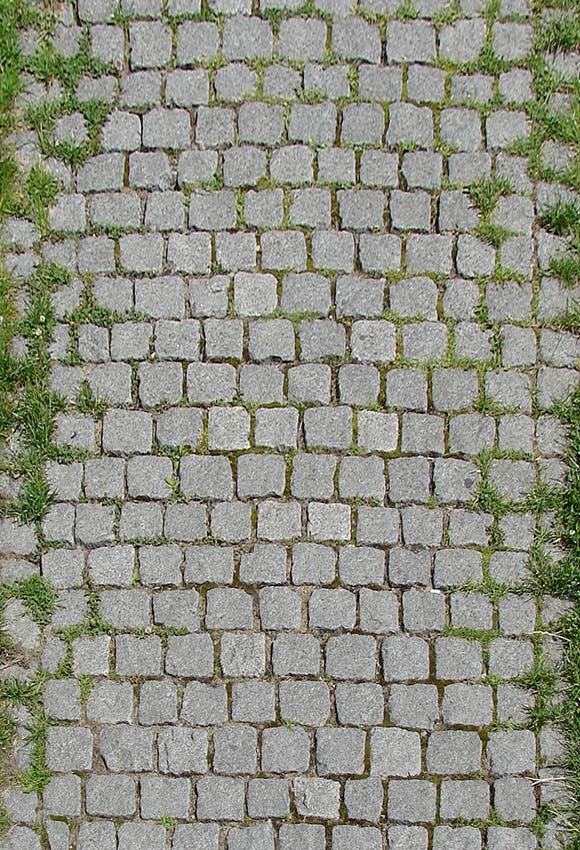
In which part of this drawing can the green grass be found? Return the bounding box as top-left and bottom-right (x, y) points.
(467, 176), (514, 217)
(0, 0), (27, 807)
(433, 0), (461, 27)
(4, 465), (54, 525)
(505, 4), (580, 842)
(469, 479), (513, 517)
(74, 380), (108, 419)
(18, 713), (51, 794)
(0, 0), (25, 142)
(540, 200), (580, 238)
(0, 262), (71, 523)
(529, 388), (580, 846)
(395, 0), (419, 19)
(540, 199), (580, 288)
(12, 575), (56, 628)
(158, 817), (178, 829)
(0, 8), (60, 527)
(0, 1), (85, 832)
(539, 13), (580, 53)
(465, 177), (516, 270)
(474, 221), (514, 248)
(25, 164), (59, 233)
(23, 32), (112, 91)
(550, 253), (580, 287)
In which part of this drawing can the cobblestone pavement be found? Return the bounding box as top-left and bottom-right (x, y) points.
(1, 0), (579, 848)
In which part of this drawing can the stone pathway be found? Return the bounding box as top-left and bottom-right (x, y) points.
(1, 0), (579, 848)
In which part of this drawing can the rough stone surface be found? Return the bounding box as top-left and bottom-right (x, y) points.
(0, 1), (571, 847)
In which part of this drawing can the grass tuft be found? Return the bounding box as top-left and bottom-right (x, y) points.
(540, 199), (580, 238)
(74, 380), (108, 419)
(532, 386), (580, 842)
(539, 13), (580, 53)
(550, 253), (580, 287)
(475, 221), (514, 248)
(13, 575), (57, 628)
(467, 176), (514, 217)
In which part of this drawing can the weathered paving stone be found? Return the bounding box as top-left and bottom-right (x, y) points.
(6, 0), (574, 847)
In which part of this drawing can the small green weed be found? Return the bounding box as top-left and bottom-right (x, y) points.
(550, 253), (580, 287)
(540, 199), (580, 238)
(13, 575), (57, 628)
(539, 13), (580, 53)
(467, 176), (513, 217)
(475, 221), (513, 248)
(74, 380), (108, 418)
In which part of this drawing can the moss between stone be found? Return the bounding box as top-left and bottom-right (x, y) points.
(0, 0), (87, 838)
(530, 387), (580, 847)
(497, 0), (580, 845)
